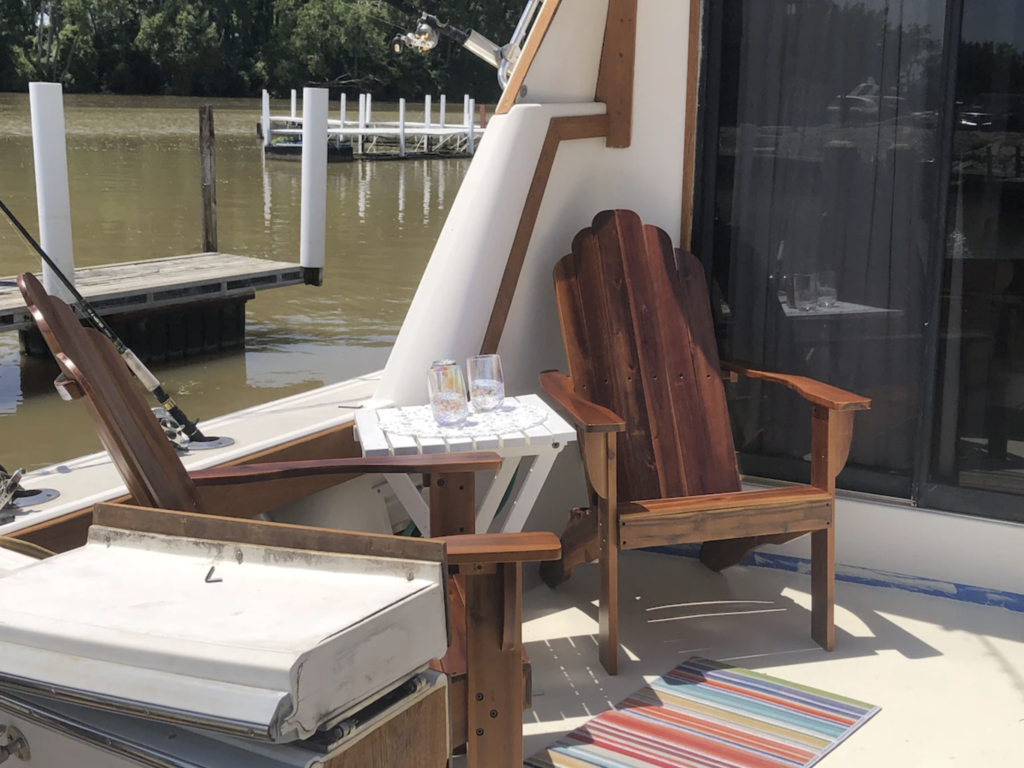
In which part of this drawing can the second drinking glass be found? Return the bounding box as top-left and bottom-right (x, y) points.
(467, 354), (505, 411)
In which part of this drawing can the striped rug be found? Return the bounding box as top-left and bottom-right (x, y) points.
(525, 657), (879, 768)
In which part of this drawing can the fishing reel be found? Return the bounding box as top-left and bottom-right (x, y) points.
(392, 14), (442, 54)
(153, 408), (193, 452)
(0, 468), (26, 520)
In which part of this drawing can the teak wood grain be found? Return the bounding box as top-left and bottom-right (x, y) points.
(543, 211), (870, 674)
(595, 0), (638, 148)
(680, 0), (703, 251)
(324, 684), (449, 768)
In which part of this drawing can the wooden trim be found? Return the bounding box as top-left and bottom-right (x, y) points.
(595, 0), (638, 148)
(680, 0), (703, 250)
(496, 0), (565, 115)
(93, 503), (448, 564)
(480, 114), (610, 355)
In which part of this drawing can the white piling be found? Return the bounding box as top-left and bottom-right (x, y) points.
(366, 93), (373, 125)
(28, 82), (75, 301)
(262, 90), (271, 148)
(358, 94), (366, 154)
(340, 93), (347, 128)
(398, 98), (406, 158)
(424, 95), (432, 129)
(300, 87), (328, 286)
(467, 98), (476, 155)
(291, 89), (297, 118)
(440, 95), (447, 129)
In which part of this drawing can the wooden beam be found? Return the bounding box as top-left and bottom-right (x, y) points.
(680, 0), (703, 250)
(595, 0), (638, 148)
(480, 114), (609, 355)
(496, 0), (564, 115)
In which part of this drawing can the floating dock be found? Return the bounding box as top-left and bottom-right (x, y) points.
(2, 253), (305, 362)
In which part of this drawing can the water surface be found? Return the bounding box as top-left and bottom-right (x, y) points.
(0, 93), (467, 468)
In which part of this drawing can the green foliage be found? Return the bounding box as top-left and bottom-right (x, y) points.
(0, 0), (523, 99)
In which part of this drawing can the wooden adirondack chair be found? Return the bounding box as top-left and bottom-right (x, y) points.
(539, 210), (871, 675)
(18, 271), (556, 768)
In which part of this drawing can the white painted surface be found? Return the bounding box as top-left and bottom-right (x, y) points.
(299, 88), (328, 272)
(28, 82), (76, 302)
(513, 0), (609, 106)
(262, 90), (271, 148)
(523, 550), (1024, 767)
(0, 527), (447, 742)
(0, 548), (35, 574)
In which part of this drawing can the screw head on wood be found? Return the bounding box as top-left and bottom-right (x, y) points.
(476, 728), (484, 737)
(475, 693), (484, 701)
(437, 478), (445, 487)
(489, 710), (498, 718)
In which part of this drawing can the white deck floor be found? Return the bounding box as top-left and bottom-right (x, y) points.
(521, 550), (1024, 766)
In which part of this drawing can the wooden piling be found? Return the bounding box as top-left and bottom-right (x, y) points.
(478, 103), (488, 129)
(199, 106), (218, 253)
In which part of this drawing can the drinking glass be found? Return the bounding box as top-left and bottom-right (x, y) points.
(467, 354), (505, 411)
(793, 273), (817, 311)
(816, 271), (838, 308)
(427, 360), (469, 426)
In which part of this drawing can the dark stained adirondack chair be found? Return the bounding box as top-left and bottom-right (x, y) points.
(18, 271), (556, 768)
(539, 210), (871, 675)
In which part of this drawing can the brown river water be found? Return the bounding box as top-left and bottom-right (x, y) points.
(0, 93), (469, 469)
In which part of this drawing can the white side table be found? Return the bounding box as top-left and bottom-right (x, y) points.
(354, 394), (576, 536)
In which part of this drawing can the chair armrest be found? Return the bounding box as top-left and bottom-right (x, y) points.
(190, 453), (503, 486)
(439, 532), (561, 565)
(540, 371), (625, 433)
(722, 361), (871, 412)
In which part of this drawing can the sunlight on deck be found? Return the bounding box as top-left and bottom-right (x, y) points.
(521, 550), (1024, 766)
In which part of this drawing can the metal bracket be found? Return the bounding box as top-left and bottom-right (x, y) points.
(1, 466), (60, 521)
(0, 725), (30, 763)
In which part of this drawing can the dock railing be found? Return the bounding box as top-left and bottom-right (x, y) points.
(262, 89), (485, 158)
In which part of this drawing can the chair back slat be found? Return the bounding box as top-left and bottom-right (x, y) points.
(554, 211), (741, 502)
(18, 272), (204, 514)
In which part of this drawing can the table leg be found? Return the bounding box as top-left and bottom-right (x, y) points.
(475, 459), (520, 534)
(499, 450), (559, 534)
(384, 473), (431, 536)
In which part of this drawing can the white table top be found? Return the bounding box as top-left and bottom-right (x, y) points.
(355, 394), (576, 457)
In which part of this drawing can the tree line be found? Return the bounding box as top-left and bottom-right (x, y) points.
(0, 0), (523, 100)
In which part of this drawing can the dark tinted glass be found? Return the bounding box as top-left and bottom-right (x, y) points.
(707, 0), (948, 493)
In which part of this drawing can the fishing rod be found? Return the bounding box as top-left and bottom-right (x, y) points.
(0, 198), (232, 450)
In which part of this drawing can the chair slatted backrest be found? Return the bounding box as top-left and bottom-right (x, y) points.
(553, 210), (741, 503)
(18, 272), (205, 514)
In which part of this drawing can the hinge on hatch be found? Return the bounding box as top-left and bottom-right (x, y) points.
(0, 725), (30, 763)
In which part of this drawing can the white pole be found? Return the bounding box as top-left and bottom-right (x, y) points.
(399, 98), (406, 158)
(291, 89), (297, 118)
(467, 98), (476, 155)
(300, 87), (328, 286)
(29, 82), (75, 301)
(366, 93), (373, 126)
(340, 93), (347, 128)
(358, 93), (366, 154)
(463, 94), (470, 126)
(440, 94), (446, 129)
(262, 90), (271, 148)
(424, 95), (432, 129)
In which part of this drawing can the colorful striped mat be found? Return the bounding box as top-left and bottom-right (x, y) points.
(525, 657), (879, 768)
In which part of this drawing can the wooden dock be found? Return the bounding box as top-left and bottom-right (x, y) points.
(2, 253), (305, 362)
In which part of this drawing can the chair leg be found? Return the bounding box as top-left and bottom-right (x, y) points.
(598, 495), (618, 675)
(811, 524), (835, 651)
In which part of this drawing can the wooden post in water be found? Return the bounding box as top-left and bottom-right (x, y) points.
(478, 103), (487, 129)
(199, 106), (217, 253)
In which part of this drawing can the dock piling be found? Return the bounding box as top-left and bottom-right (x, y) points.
(399, 98), (406, 158)
(291, 89), (297, 118)
(440, 95), (447, 129)
(199, 106), (218, 253)
(28, 82), (76, 302)
(467, 98), (476, 155)
(340, 94), (347, 131)
(262, 90), (271, 148)
(300, 88), (328, 287)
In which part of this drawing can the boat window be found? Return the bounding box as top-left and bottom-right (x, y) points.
(698, 0), (950, 498)
(929, 0), (1024, 509)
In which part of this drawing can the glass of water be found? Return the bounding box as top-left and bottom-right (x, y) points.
(427, 360), (469, 426)
(467, 354), (505, 411)
(793, 273), (817, 311)
(816, 271), (838, 308)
